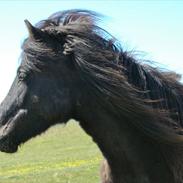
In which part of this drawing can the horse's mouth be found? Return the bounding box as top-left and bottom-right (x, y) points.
(0, 136), (18, 153)
(0, 109), (27, 153)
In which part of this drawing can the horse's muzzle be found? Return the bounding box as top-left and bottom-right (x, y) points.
(0, 109), (27, 153)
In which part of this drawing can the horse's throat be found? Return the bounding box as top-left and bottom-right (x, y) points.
(76, 107), (174, 183)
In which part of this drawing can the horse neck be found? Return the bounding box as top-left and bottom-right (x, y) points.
(75, 101), (175, 183)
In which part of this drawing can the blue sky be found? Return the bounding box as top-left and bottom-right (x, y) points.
(0, 0), (183, 102)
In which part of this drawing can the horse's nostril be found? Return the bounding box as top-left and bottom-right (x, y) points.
(0, 133), (8, 142)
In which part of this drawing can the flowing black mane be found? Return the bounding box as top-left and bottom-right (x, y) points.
(22, 9), (183, 144)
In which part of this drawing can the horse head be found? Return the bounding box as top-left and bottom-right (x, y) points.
(0, 15), (82, 153)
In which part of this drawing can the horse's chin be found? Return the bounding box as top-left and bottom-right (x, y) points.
(0, 137), (18, 153)
(0, 109), (27, 153)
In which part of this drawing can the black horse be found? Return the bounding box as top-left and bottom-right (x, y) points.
(0, 10), (183, 183)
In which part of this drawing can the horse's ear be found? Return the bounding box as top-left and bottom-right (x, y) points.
(24, 20), (44, 41)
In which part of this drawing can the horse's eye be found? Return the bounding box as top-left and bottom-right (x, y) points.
(17, 66), (28, 81)
(18, 71), (26, 81)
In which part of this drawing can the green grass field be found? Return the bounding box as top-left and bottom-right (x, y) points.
(0, 120), (102, 183)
